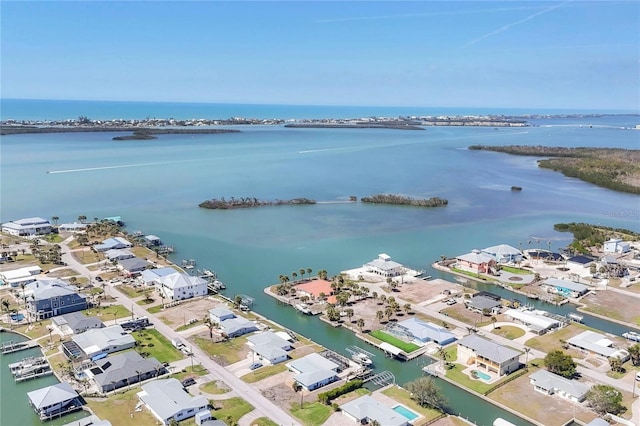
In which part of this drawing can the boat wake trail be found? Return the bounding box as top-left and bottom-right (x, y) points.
(46, 160), (197, 174)
(298, 147), (358, 154)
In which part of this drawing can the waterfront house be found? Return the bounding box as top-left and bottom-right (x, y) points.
(529, 369), (590, 402)
(457, 334), (521, 376)
(287, 353), (340, 391)
(540, 278), (588, 298)
(455, 250), (497, 274)
(156, 271), (208, 301)
(340, 395), (408, 426)
(137, 378), (209, 425)
(247, 331), (292, 364)
(2, 217), (52, 237)
(396, 317), (457, 345)
(219, 316), (258, 338)
(118, 257), (151, 276)
(566, 255), (596, 269)
(1, 265), (42, 287)
(139, 267), (177, 286)
(58, 222), (88, 233)
(465, 292), (502, 315)
(52, 312), (104, 335)
(294, 279), (337, 304)
(27, 382), (82, 419)
(24, 279), (88, 321)
(143, 235), (163, 246)
(503, 309), (560, 335)
(87, 351), (164, 393)
(105, 248), (135, 262)
(566, 330), (630, 361)
(61, 414), (112, 426)
(603, 238), (630, 254)
(93, 237), (132, 252)
(481, 244), (523, 264)
(363, 253), (405, 277)
(68, 325), (136, 360)
(208, 307), (235, 324)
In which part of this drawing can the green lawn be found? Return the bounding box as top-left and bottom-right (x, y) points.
(500, 266), (533, 275)
(170, 365), (208, 381)
(382, 385), (444, 423)
(491, 325), (525, 340)
(84, 304), (132, 320)
(369, 330), (420, 353)
(242, 363), (288, 383)
(290, 402), (332, 426)
(444, 363), (495, 394)
(210, 397), (253, 425)
(525, 323), (591, 355)
(193, 336), (249, 364)
(87, 388), (157, 426)
(147, 304), (164, 314)
(132, 329), (183, 363)
(115, 285), (145, 298)
(251, 418), (279, 426)
(200, 380), (231, 395)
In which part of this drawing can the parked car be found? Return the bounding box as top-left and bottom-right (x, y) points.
(181, 378), (196, 387)
(446, 299), (457, 305)
(95, 276), (103, 282)
(249, 362), (263, 370)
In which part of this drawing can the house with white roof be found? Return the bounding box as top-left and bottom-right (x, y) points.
(93, 237), (132, 252)
(482, 244), (523, 264)
(58, 222), (88, 233)
(208, 307), (235, 324)
(341, 395), (408, 426)
(1, 265), (41, 287)
(2, 217), (52, 237)
(529, 369), (590, 402)
(68, 324), (136, 359)
(540, 278), (589, 298)
(24, 279), (88, 321)
(396, 317), (457, 345)
(603, 238), (630, 254)
(455, 250), (497, 274)
(567, 330), (629, 361)
(27, 382), (81, 419)
(139, 267), (177, 286)
(465, 291), (502, 315)
(218, 317), (258, 338)
(363, 253), (404, 277)
(247, 331), (293, 364)
(457, 334), (521, 376)
(156, 272), (207, 301)
(137, 378), (209, 425)
(286, 353), (339, 391)
(51, 312), (104, 335)
(87, 351), (164, 393)
(105, 248), (135, 262)
(504, 309), (560, 335)
(118, 257), (151, 276)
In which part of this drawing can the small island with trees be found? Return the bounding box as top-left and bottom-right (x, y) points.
(468, 145), (640, 194)
(360, 194), (448, 207)
(199, 197), (316, 209)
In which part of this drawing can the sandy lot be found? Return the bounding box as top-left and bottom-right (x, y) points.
(156, 296), (225, 328)
(580, 290), (640, 327)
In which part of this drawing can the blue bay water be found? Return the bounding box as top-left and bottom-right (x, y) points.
(1, 99), (639, 426)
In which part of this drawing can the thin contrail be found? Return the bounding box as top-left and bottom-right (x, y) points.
(463, 1), (572, 48)
(46, 160), (197, 174)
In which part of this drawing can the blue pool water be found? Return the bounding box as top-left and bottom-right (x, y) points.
(393, 404), (419, 420)
(472, 370), (492, 381)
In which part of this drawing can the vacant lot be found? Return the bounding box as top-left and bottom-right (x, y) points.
(156, 297), (224, 329)
(389, 278), (461, 304)
(580, 290), (640, 326)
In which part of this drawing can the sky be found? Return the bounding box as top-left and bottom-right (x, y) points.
(1, 1), (639, 110)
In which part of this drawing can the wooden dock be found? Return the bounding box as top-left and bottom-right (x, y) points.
(1, 340), (39, 355)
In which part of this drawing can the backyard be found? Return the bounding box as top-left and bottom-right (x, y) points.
(132, 328), (184, 363)
(369, 329), (420, 353)
(87, 388), (157, 426)
(381, 386), (444, 425)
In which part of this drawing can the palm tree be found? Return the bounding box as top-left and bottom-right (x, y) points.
(51, 216), (59, 226)
(356, 318), (365, 333)
(376, 310), (384, 323)
(372, 291), (378, 301)
(77, 215), (87, 224)
(438, 347), (450, 370)
(403, 303), (412, 314)
(524, 348), (531, 366)
(345, 308), (354, 323)
(306, 268), (312, 278)
(384, 306), (394, 322)
(627, 343), (640, 366)
(204, 317), (215, 340)
(380, 294), (387, 305)
(491, 316), (497, 330)
(291, 271), (298, 282)
(299, 268), (306, 281)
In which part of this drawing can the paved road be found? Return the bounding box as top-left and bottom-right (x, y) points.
(60, 240), (301, 426)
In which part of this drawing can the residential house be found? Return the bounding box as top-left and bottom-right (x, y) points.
(218, 317), (258, 338)
(139, 267), (177, 286)
(27, 382), (81, 419)
(2, 217), (52, 237)
(24, 279), (88, 321)
(68, 325), (136, 360)
(286, 353), (339, 391)
(156, 272), (207, 301)
(567, 330), (629, 361)
(529, 369), (590, 402)
(87, 351), (164, 393)
(143, 235), (163, 246)
(294, 279), (337, 304)
(208, 307), (235, 324)
(457, 334), (521, 376)
(566, 255), (596, 269)
(118, 257), (151, 276)
(503, 309), (560, 335)
(58, 223), (88, 233)
(455, 250), (497, 274)
(247, 331), (293, 364)
(540, 278), (589, 298)
(341, 395), (408, 426)
(51, 312), (104, 335)
(105, 249), (135, 262)
(61, 414), (112, 426)
(603, 238), (630, 254)
(396, 318), (457, 345)
(465, 291), (502, 315)
(482, 244), (523, 264)
(137, 378), (209, 425)
(1, 265), (42, 287)
(363, 253), (405, 277)
(93, 237), (132, 252)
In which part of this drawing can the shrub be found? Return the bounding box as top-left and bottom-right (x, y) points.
(318, 380), (363, 405)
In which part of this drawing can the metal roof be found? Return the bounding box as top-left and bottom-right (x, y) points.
(458, 334), (521, 363)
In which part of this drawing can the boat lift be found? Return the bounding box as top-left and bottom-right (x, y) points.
(345, 345), (375, 359)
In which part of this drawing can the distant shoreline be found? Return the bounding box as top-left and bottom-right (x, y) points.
(0, 126), (240, 137)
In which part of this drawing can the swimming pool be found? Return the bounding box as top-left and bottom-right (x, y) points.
(471, 369), (491, 381)
(392, 404), (419, 421)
